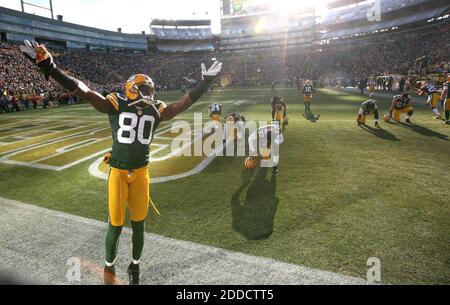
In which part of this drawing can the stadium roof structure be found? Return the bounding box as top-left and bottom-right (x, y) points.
(327, 0), (369, 9)
(322, 0), (449, 39)
(150, 19), (211, 27)
(0, 6), (145, 39)
(0, 6), (147, 50)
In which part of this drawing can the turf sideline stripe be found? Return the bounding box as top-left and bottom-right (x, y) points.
(0, 196), (369, 285)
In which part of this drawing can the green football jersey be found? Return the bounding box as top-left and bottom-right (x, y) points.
(303, 85), (314, 97)
(106, 93), (166, 170)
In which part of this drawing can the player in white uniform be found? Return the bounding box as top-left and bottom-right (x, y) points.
(246, 125), (284, 175)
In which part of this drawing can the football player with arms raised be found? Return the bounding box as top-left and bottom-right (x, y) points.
(20, 40), (222, 285)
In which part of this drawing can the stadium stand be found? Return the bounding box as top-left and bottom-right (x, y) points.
(0, 1), (448, 112)
(149, 19), (214, 52)
(0, 6), (147, 50)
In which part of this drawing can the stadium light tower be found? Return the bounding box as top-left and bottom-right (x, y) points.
(20, 0), (54, 19)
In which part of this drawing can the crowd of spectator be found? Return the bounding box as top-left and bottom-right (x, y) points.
(221, 25), (449, 88)
(0, 24), (448, 113)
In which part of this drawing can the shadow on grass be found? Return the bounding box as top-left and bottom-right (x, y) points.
(231, 168), (279, 240)
(396, 122), (449, 141)
(359, 124), (400, 142)
(303, 112), (320, 123)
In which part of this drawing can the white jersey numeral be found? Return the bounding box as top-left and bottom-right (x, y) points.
(137, 115), (155, 145)
(118, 113), (155, 145)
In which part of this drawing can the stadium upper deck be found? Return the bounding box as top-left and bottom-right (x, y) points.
(322, 0), (449, 39)
(0, 6), (147, 50)
(149, 19), (214, 52)
(0, 1), (448, 52)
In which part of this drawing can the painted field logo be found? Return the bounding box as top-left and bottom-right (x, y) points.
(0, 118), (111, 171)
(1, 114), (280, 183)
(0, 117), (214, 183)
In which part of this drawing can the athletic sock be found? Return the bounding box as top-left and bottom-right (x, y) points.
(105, 224), (123, 265)
(446, 110), (450, 121)
(432, 108), (440, 117)
(131, 220), (145, 262)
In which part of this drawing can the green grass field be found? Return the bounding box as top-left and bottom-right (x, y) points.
(0, 87), (449, 284)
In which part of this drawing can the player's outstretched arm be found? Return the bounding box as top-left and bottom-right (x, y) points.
(389, 99), (396, 114)
(20, 40), (111, 114)
(161, 61), (222, 121)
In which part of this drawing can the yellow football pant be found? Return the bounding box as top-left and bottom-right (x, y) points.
(358, 114), (367, 124)
(428, 93), (440, 108)
(108, 166), (150, 227)
(275, 110), (283, 122)
(393, 106), (414, 122)
(304, 96), (312, 103)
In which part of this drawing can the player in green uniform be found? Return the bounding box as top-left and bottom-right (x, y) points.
(20, 40), (223, 285)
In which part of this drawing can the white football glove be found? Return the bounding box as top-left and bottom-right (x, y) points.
(20, 40), (53, 64)
(20, 40), (55, 80)
(201, 60), (223, 84)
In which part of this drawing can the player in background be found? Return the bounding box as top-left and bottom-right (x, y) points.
(440, 75), (450, 124)
(223, 112), (246, 145)
(271, 97), (288, 132)
(368, 77), (376, 98)
(387, 93), (414, 124)
(303, 80), (316, 113)
(209, 103), (223, 122)
(357, 99), (380, 127)
(417, 81), (442, 120)
(245, 125), (284, 175)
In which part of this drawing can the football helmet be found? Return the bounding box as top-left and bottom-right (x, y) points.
(244, 157), (257, 170)
(125, 74), (156, 106)
(225, 115), (236, 125)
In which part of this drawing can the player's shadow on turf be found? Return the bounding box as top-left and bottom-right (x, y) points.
(231, 168), (279, 240)
(303, 112), (319, 123)
(359, 124), (400, 142)
(396, 122), (449, 141)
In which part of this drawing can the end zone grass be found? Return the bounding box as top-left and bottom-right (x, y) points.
(0, 88), (449, 284)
